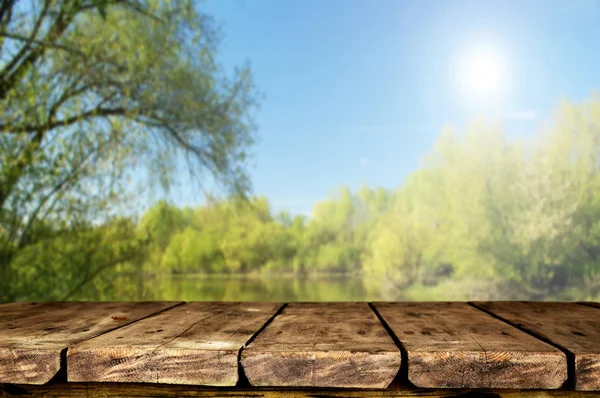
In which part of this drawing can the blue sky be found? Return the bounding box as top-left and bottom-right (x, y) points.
(169, 0), (600, 215)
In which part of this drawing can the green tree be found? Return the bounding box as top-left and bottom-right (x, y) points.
(477, 98), (600, 298)
(0, 0), (259, 301)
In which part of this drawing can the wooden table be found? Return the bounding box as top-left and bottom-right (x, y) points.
(0, 301), (600, 397)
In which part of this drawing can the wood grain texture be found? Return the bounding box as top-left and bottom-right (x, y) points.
(241, 302), (401, 389)
(67, 302), (282, 386)
(473, 301), (600, 391)
(3, 383), (600, 398)
(579, 301), (600, 309)
(373, 302), (567, 389)
(0, 301), (179, 385)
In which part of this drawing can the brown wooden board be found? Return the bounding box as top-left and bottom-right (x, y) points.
(373, 302), (567, 389)
(3, 383), (600, 398)
(473, 301), (600, 391)
(0, 301), (179, 385)
(241, 302), (401, 389)
(67, 302), (282, 386)
(579, 301), (600, 309)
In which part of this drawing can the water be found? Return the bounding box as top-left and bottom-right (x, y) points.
(103, 273), (592, 302)
(133, 274), (394, 302)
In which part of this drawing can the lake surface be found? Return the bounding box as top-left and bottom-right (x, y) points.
(120, 273), (592, 302)
(133, 274), (400, 302)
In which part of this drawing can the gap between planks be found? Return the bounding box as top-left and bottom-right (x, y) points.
(372, 302), (567, 389)
(236, 303), (288, 387)
(0, 301), (183, 385)
(57, 302), (186, 383)
(240, 302), (402, 389)
(470, 301), (600, 391)
(1, 301), (596, 391)
(468, 301), (576, 390)
(67, 302), (284, 386)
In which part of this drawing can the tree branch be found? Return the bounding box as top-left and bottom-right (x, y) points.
(0, 0), (15, 53)
(1, 0), (51, 79)
(0, 1), (74, 99)
(17, 143), (99, 248)
(0, 0), (14, 24)
(0, 106), (131, 133)
(0, 30), (85, 56)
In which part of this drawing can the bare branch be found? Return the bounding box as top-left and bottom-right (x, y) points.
(0, 0), (15, 53)
(0, 0), (15, 26)
(0, 106), (131, 133)
(1, 0), (51, 78)
(17, 143), (99, 248)
(0, 30), (85, 55)
(0, 2), (74, 99)
(60, 248), (140, 300)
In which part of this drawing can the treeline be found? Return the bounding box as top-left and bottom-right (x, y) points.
(138, 187), (393, 275)
(5, 97), (600, 301)
(133, 97), (600, 300)
(4, 0), (600, 302)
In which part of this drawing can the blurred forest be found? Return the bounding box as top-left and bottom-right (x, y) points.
(85, 99), (600, 302)
(2, 0), (600, 302)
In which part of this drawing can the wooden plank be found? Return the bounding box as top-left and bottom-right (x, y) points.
(67, 302), (282, 386)
(579, 301), (600, 309)
(474, 301), (600, 391)
(373, 302), (567, 389)
(3, 383), (600, 398)
(0, 301), (179, 385)
(0, 302), (84, 321)
(240, 302), (401, 389)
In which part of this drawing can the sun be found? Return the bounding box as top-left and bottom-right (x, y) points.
(456, 43), (508, 103)
(466, 51), (503, 96)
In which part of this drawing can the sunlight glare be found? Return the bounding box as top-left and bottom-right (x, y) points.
(456, 42), (509, 106)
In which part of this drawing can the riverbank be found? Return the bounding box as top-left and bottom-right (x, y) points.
(124, 273), (600, 302)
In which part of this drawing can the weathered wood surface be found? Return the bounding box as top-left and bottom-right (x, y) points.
(373, 302), (567, 389)
(241, 302), (401, 389)
(579, 301), (600, 309)
(68, 302), (282, 386)
(0, 301), (179, 385)
(2, 300), (600, 392)
(473, 301), (600, 391)
(2, 383), (600, 398)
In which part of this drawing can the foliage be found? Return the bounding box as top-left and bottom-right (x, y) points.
(0, 0), (259, 301)
(107, 95), (600, 302)
(3, 0), (600, 302)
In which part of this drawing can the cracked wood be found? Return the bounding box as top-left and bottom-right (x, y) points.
(67, 302), (282, 386)
(0, 301), (179, 385)
(241, 302), (401, 389)
(373, 302), (567, 389)
(474, 301), (600, 391)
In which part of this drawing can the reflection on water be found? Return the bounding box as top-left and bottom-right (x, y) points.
(134, 274), (387, 302)
(100, 273), (600, 302)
